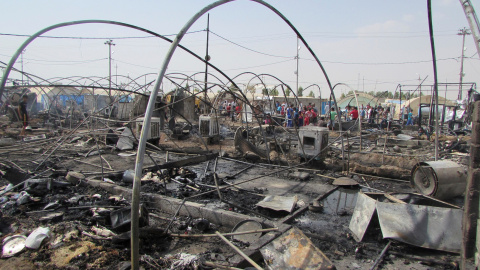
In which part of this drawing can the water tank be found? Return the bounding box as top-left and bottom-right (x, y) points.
(199, 115), (219, 136)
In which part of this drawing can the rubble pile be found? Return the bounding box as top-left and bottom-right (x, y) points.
(0, 86), (477, 269)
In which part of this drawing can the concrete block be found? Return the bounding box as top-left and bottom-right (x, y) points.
(86, 179), (275, 229)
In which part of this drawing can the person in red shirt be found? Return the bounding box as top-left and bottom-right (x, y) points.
(235, 104), (241, 121)
(310, 109), (317, 125)
(304, 109), (311, 126)
(349, 107), (359, 120)
(265, 113), (272, 125)
(226, 104), (231, 119)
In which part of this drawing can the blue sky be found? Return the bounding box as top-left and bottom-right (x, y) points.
(0, 0), (478, 99)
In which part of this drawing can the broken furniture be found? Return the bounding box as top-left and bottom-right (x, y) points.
(297, 126), (329, 161)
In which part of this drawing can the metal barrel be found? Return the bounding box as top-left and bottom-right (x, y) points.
(410, 160), (467, 200)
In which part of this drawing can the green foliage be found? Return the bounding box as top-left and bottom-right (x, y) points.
(246, 84), (256, 91)
(270, 88), (279, 96)
(340, 93), (346, 99)
(228, 84), (240, 92)
(361, 90), (423, 100)
(285, 87), (291, 97)
(307, 91), (315, 97)
(297, 86), (304, 97)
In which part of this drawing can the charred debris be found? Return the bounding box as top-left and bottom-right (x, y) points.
(0, 82), (477, 270)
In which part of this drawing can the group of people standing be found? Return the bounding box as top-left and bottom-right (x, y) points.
(219, 100), (241, 122)
(275, 102), (319, 128)
(219, 99), (416, 130)
(325, 104), (361, 130)
(324, 104), (399, 130)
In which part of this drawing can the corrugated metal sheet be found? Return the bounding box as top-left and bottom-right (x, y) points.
(349, 192), (463, 253)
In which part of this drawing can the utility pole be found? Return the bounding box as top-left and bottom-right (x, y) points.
(104, 40), (115, 102)
(20, 50), (25, 85)
(417, 74), (422, 103)
(295, 37), (300, 96)
(458, 27), (470, 100)
(459, 0), (480, 60)
(203, 14), (210, 115)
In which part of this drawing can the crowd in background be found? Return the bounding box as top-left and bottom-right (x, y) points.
(274, 101), (320, 128)
(218, 99), (416, 131)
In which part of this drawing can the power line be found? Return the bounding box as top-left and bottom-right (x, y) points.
(301, 56), (460, 65)
(0, 29), (205, 40)
(114, 59), (158, 70)
(306, 33), (456, 39)
(222, 59), (294, 71)
(209, 31), (294, 59)
(20, 59), (107, 66)
(115, 58), (294, 72)
(24, 57), (107, 64)
(199, 31), (462, 65)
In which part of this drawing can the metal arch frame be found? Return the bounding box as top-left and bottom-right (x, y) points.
(0, 61), (60, 104)
(0, 4), (339, 268)
(194, 71), (275, 145)
(164, 71), (235, 118)
(227, 73), (282, 158)
(162, 78), (212, 150)
(133, 1), (340, 265)
(166, 71), (229, 110)
(0, 19), (244, 103)
(333, 83), (362, 151)
(242, 72), (310, 157)
(231, 71), (301, 104)
(303, 83), (322, 99)
(45, 76), (118, 117)
(217, 71), (272, 130)
(229, 71), (302, 136)
(0, 67), (78, 122)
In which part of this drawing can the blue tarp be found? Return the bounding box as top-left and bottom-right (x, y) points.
(41, 94), (84, 107)
(321, 101), (334, 115)
(119, 95), (133, 103)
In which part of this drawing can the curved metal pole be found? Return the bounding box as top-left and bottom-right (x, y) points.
(334, 83), (361, 151)
(427, 0), (439, 161)
(0, 20), (246, 270)
(332, 83), (346, 162)
(132, 1), (337, 268)
(0, 20), (244, 104)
